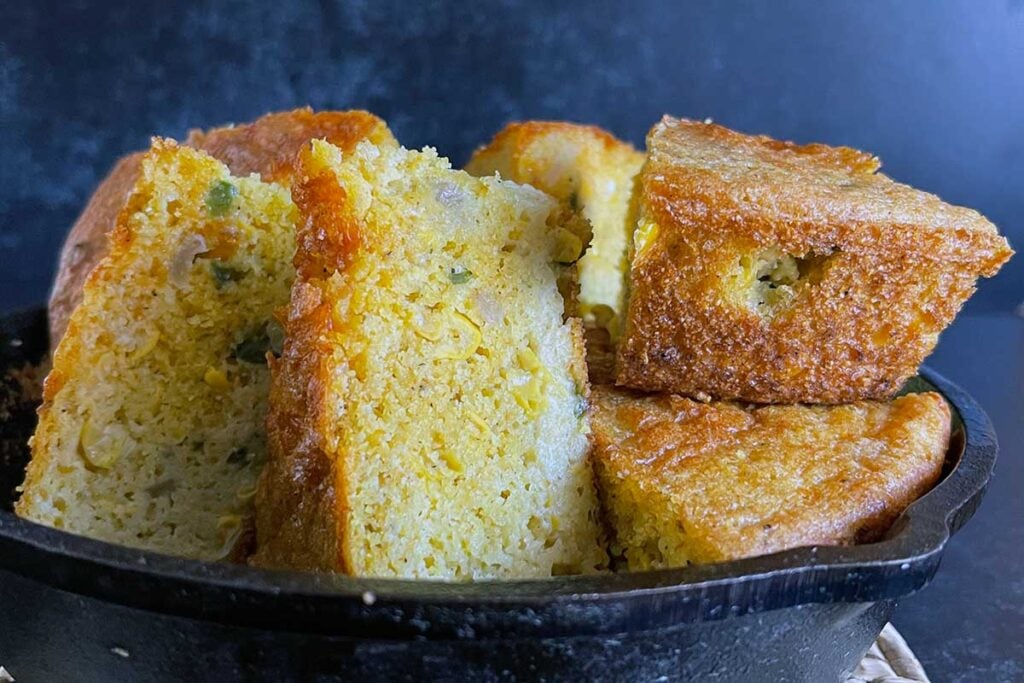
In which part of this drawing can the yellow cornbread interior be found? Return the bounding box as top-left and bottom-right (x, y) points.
(304, 140), (606, 578)
(465, 127), (644, 334)
(725, 247), (835, 315)
(18, 142), (297, 560)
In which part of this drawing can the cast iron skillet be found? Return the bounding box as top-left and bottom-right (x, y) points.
(0, 307), (997, 682)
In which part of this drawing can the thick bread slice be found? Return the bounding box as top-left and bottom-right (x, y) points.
(617, 116), (1013, 403)
(253, 140), (607, 578)
(18, 141), (299, 560)
(590, 386), (951, 570)
(48, 109), (394, 348)
(466, 121), (644, 335)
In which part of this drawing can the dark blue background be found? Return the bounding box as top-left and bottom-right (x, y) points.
(2, 2), (1022, 679)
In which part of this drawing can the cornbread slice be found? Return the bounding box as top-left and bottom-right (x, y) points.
(590, 386), (951, 570)
(466, 122), (644, 334)
(617, 116), (1013, 403)
(593, 387), (950, 569)
(18, 140), (300, 560)
(253, 140), (607, 578)
(48, 108), (394, 348)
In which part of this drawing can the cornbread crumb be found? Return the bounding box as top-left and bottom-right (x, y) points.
(591, 386), (951, 569)
(466, 121), (644, 335)
(254, 140), (607, 578)
(17, 141), (298, 560)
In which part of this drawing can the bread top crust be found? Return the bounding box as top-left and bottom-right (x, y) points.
(48, 108), (394, 348)
(466, 120), (641, 176)
(184, 108), (393, 184)
(591, 386), (951, 565)
(640, 116), (1011, 272)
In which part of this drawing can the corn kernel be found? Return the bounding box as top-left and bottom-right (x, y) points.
(553, 229), (583, 264)
(633, 220), (660, 257)
(413, 324), (442, 342)
(512, 376), (548, 418)
(440, 449), (465, 473)
(466, 410), (493, 436)
(235, 482), (259, 503)
(438, 311), (482, 360)
(78, 418), (133, 470)
(128, 330), (161, 363)
(204, 367), (231, 392)
(517, 347), (541, 372)
(211, 515), (244, 561)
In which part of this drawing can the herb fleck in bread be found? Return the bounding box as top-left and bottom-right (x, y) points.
(590, 386), (951, 570)
(18, 141), (299, 560)
(466, 122), (644, 334)
(617, 116), (1012, 403)
(253, 140), (607, 578)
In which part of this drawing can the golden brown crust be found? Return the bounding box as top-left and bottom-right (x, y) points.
(466, 120), (638, 171)
(616, 116), (1013, 403)
(48, 152), (144, 351)
(47, 108), (393, 348)
(251, 146), (363, 571)
(584, 326), (616, 386)
(251, 281), (341, 570)
(590, 386), (951, 566)
(184, 108), (392, 183)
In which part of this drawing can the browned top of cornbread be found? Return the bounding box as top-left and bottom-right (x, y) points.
(644, 116), (1008, 263)
(184, 108), (391, 183)
(468, 120), (637, 168)
(48, 108), (393, 347)
(590, 386), (951, 566)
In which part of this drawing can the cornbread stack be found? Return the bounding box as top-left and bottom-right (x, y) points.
(20, 110), (1011, 577)
(252, 140), (606, 578)
(481, 116), (1010, 570)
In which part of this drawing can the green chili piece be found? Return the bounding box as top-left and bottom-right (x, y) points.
(206, 180), (238, 216)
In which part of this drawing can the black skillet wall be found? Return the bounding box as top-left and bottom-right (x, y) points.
(1, 1), (1022, 312)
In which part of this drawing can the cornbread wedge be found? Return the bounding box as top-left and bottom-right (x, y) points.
(617, 116), (1013, 403)
(253, 140), (607, 578)
(18, 141), (301, 560)
(466, 121), (644, 334)
(48, 108), (394, 348)
(590, 386), (951, 570)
